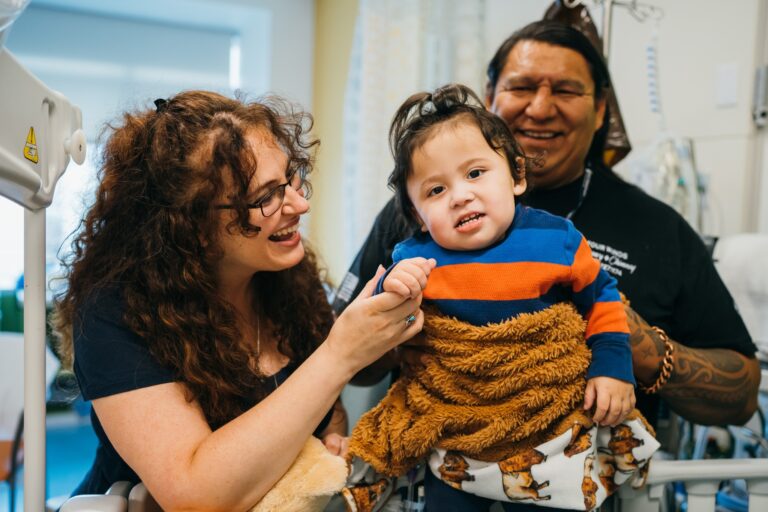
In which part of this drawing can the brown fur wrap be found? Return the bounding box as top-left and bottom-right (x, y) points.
(350, 302), (608, 476)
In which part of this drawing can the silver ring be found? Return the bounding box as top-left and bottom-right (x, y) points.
(404, 313), (417, 328)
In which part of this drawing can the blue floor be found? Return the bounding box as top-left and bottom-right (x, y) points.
(0, 408), (97, 512)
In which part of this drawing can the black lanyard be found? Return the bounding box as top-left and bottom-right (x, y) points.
(565, 167), (593, 220)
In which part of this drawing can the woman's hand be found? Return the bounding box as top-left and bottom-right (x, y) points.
(350, 328), (431, 386)
(325, 266), (429, 377)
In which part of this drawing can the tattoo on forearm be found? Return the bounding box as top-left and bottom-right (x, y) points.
(625, 306), (758, 424)
(626, 308), (665, 376)
(663, 344), (752, 404)
(626, 308), (661, 348)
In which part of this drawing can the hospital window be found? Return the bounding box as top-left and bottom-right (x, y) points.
(0, 3), (258, 291)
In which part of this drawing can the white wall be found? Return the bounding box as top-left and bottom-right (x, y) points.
(211, 0), (316, 109)
(485, 0), (767, 236)
(27, 0), (315, 108)
(756, 0), (768, 233)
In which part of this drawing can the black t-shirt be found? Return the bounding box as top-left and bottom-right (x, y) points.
(332, 168), (756, 425)
(72, 289), (333, 496)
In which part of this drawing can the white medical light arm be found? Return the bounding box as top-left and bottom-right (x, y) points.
(0, 50), (86, 208)
(0, 1), (85, 510)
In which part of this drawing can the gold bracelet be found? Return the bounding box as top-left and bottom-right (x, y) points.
(638, 326), (675, 394)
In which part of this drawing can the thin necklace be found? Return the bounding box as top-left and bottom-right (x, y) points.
(565, 167), (593, 220)
(256, 315), (280, 389)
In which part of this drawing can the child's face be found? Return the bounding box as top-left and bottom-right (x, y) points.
(406, 121), (526, 251)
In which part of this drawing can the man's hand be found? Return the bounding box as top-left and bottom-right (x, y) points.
(382, 257), (436, 298)
(584, 376), (636, 426)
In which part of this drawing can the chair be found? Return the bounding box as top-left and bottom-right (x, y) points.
(1, 330), (62, 511)
(0, 290), (26, 512)
(0, 412), (23, 512)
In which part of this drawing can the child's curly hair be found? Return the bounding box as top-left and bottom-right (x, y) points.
(388, 83), (530, 230)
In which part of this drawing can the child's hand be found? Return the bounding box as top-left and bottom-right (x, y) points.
(322, 433), (349, 457)
(382, 257), (437, 298)
(583, 376), (636, 426)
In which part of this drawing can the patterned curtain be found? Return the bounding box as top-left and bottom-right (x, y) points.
(341, 0), (486, 263)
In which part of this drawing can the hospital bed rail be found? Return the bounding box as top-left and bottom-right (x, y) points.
(55, 456), (768, 512)
(618, 458), (768, 512)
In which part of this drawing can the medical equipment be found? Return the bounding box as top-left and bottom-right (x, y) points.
(0, 1), (85, 510)
(561, 0), (663, 58)
(633, 21), (706, 233)
(560, 1), (707, 233)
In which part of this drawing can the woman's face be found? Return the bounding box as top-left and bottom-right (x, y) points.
(216, 130), (309, 280)
(486, 40), (606, 190)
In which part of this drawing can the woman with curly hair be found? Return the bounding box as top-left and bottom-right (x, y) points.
(53, 90), (428, 510)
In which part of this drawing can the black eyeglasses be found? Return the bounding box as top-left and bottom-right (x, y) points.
(216, 167), (306, 217)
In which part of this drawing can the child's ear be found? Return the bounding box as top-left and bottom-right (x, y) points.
(513, 156), (527, 196)
(513, 177), (527, 196)
(514, 156), (526, 175)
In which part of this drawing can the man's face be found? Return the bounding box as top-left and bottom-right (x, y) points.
(487, 40), (606, 190)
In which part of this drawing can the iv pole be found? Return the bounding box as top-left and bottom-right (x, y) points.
(563, 0), (664, 59)
(602, 0), (615, 58)
(562, 0), (708, 234)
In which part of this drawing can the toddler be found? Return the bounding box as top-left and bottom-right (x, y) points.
(347, 84), (658, 512)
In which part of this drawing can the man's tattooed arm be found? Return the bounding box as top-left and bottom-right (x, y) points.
(625, 306), (760, 426)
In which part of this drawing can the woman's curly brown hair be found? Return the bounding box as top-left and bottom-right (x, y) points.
(53, 90), (333, 429)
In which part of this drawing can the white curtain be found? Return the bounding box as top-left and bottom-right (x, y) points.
(341, 0), (486, 263)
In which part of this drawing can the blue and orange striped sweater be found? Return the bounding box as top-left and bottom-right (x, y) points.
(380, 205), (634, 384)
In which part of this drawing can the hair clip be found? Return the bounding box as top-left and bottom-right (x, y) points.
(154, 98), (169, 113)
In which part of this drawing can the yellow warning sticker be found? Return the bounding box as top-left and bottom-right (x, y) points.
(24, 127), (39, 163)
